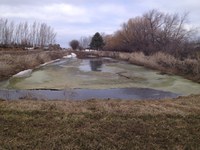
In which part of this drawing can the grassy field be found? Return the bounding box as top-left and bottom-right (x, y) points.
(1, 95), (200, 149)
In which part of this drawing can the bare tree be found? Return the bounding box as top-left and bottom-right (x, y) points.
(0, 18), (57, 48)
(103, 9), (196, 57)
(79, 36), (91, 49)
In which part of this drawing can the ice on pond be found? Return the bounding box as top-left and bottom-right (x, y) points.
(13, 69), (33, 78)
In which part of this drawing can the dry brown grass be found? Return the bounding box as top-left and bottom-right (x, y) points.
(150, 52), (200, 79)
(0, 50), (68, 80)
(0, 95), (200, 149)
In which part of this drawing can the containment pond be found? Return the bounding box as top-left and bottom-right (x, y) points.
(0, 57), (200, 100)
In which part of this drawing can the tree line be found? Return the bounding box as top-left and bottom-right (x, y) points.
(102, 10), (199, 58)
(0, 18), (56, 48)
(70, 9), (200, 59)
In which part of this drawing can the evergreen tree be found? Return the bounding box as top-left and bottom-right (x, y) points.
(90, 32), (104, 50)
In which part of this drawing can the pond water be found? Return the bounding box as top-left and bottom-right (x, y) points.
(0, 57), (200, 100)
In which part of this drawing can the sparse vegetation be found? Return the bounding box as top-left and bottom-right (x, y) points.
(0, 95), (200, 149)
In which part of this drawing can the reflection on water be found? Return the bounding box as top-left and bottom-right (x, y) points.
(90, 59), (103, 71)
(0, 57), (200, 97)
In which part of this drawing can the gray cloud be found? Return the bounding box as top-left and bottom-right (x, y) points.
(0, 0), (64, 6)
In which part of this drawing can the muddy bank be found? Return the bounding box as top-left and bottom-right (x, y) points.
(79, 51), (200, 83)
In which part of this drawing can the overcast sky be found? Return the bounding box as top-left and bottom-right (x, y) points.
(0, 0), (200, 47)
